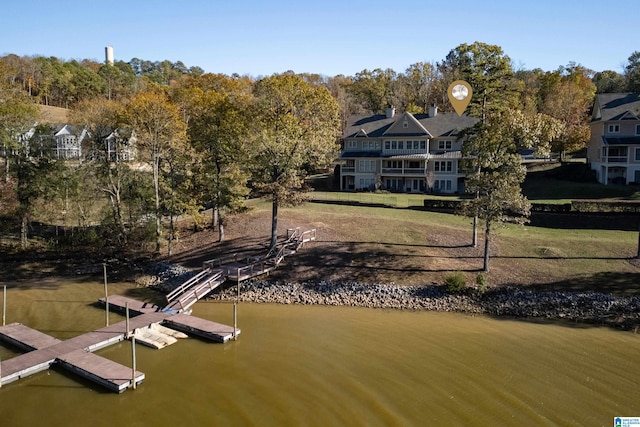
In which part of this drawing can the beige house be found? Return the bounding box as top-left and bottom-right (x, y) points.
(587, 93), (640, 185)
(339, 107), (478, 193)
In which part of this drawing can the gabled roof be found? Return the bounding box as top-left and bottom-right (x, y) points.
(383, 112), (432, 137)
(343, 111), (478, 139)
(592, 93), (640, 122)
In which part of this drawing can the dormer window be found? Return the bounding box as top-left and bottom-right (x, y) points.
(608, 124), (620, 133)
(438, 141), (453, 150)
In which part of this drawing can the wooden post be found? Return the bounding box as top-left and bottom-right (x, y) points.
(131, 333), (137, 390)
(233, 303), (237, 340)
(125, 302), (130, 339)
(234, 278), (240, 341)
(103, 263), (109, 326)
(2, 285), (6, 326)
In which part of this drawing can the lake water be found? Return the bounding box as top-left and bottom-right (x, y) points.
(0, 278), (638, 426)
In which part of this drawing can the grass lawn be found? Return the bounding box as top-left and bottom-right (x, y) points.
(168, 199), (640, 296)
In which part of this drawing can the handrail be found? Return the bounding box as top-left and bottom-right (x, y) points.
(166, 268), (212, 302)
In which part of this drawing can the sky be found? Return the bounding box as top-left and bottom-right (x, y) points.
(1, 0), (638, 77)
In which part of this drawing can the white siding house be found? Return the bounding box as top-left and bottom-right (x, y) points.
(587, 93), (640, 185)
(339, 107), (478, 194)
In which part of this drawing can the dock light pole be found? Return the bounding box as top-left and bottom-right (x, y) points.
(131, 333), (137, 390)
(103, 263), (109, 327)
(233, 274), (240, 341)
(3, 285), (6, 326)
(125, 302), (130, 339)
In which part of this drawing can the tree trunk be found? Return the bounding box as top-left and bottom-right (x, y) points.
(153, 155), (161, 254)
(270, 195), (278, 250)
(472, 215), (478, 247)
(168, 212), (174, 256)
(211, 205), (218, 229)
(217, 207), (225, 242)
(20, 214), (28, 250)
(483, 219), (491, 272)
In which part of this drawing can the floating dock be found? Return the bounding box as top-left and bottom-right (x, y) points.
(0, 311), (169, 391)
(164, 313), (239, 343)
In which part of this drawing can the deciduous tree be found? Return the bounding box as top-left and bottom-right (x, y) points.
(461, 109), (563, 271)
(252, 74), (340, 249)
(121, 89), (187, 253)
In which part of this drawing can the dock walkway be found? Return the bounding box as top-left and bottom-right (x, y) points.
(0, 227), (315, 393)
(0, 311), (168, 391)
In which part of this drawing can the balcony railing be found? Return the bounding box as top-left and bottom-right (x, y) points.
(381, 168), (425, 175)
(603, 156), (628, 163)
(341, 167), (355, 173)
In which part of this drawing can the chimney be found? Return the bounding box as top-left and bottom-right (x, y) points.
(386, 106), (395, 119)
(429, 104), (438, 117)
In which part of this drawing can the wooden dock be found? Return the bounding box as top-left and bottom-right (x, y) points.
(0, 300), (238, 391)
(0, 228), (316, 393)
(163, 313), (239, 343)
(0, 312), (169, 391)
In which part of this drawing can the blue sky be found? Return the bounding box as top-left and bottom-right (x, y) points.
(1, 0), (637, 77)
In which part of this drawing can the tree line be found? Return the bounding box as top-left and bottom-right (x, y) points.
(1, 42), (639, 264)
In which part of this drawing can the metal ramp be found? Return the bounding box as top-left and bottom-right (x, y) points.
(166, 228), (317, 308)
(163, 269), (226, 313)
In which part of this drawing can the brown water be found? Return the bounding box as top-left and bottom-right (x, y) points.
(0, 278), (638, 426)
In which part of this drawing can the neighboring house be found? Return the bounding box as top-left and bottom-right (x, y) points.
(339, 106), (478, 193)
(18, 124), (136, 162)
(52, 124), (87, 159)
(104, 129), (137, 162)
(587, 93), (640, 185)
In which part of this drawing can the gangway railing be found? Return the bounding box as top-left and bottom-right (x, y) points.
(166, 268), (214, 303)
(164, 271), (225, 312)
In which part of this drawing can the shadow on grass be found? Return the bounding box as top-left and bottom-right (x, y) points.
(525, 271), (640, 296)
(168, 235), (269, 269)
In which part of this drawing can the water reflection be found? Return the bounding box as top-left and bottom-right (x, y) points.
(0, 279), (638, 426)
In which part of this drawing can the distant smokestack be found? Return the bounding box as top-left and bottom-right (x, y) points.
(105, 46), (114, 65)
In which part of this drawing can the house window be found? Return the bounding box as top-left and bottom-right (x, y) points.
(420, 141), (426, 150)
(385, 178), (402, 190)
(391, 141), (397, 149)
(434, 180), (452, 192)
(635, 148), (640, 161)
(398, 141), (404, 149)
(346, 141), (357, 149)
(359, 178), (374, 190)
(636, 124), (640, 135)
(608, 124), (620, 133)
(358, 160), (376, 172)
(438, 141), (452, 150)
(385, 141), (390, 149)
(434, 161), (453, 172)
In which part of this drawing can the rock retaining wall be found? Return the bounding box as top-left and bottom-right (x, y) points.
(146, 263), (640, 329)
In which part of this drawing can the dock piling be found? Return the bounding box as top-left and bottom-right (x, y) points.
(125, 302), (130, 339)
(131, 333), (137, 390)
(103, 263), (109, 327)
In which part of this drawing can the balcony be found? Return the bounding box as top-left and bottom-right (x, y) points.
(603, 156), (628, 163)
(381, 167), (425, 175)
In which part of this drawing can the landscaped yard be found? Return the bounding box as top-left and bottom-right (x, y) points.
(167, 197), (640, 295)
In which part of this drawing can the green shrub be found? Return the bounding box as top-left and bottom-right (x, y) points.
(444, 271), (466, 293)
(475, 273), (488, 293)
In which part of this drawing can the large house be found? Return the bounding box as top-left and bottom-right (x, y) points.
(339, 106), (478, 193)
(587, 93), (640, 185)
(19, 124), (136, 161)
